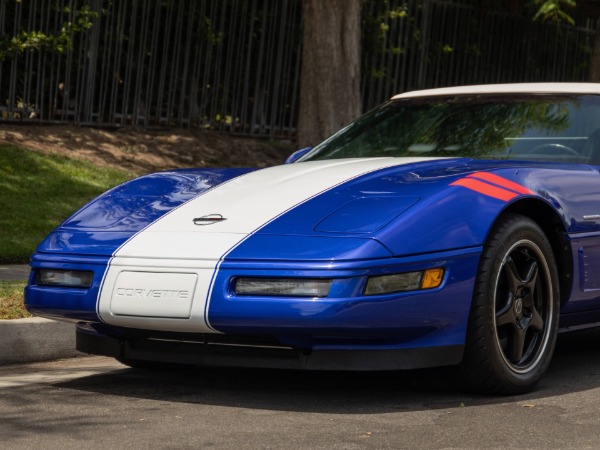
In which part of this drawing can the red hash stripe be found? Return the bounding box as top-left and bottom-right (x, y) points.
(467, 172), (534, 195)
(450, 178), (518, 202)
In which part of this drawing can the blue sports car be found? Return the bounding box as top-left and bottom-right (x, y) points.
(25, 83), (600, 394)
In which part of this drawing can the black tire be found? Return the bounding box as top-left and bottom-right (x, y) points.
(458, 214), (560, 395)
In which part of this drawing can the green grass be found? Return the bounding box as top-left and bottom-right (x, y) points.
(0, 146), (133, 263)
(0, 280), (30, 319)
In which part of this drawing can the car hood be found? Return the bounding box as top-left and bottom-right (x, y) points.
(36, 157), (590, 260)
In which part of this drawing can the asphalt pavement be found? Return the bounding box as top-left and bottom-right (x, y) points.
(3, 330), (600, 449)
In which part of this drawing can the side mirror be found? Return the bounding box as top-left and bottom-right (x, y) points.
(284, 147), (312, 164)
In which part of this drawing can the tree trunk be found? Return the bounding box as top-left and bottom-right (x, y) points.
(590, 17), (600, 82)
(297, 0), (362, 148)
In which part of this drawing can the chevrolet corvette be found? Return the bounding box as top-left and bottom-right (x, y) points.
(25, 83), (600, 394)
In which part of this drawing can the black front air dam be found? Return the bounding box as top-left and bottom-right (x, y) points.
(76, 325), (463, 371)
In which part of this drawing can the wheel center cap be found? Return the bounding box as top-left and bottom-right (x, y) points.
(514, 298), (523, 316)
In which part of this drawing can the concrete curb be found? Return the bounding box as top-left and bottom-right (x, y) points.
(0, 317), (82, 365)
(0, 264), (31, 281)
(1, 265), (82, 365)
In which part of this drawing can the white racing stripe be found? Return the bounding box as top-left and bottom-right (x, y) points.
(97, 157), (439, 332)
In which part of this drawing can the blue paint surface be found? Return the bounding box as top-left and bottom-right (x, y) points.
(35, 168), (254, 256)
(23, 157), (600, 350)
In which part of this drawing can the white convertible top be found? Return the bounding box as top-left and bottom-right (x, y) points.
(392, 83), (600, 99)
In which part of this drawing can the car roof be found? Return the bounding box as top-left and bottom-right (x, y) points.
(392, 83), (600, 99)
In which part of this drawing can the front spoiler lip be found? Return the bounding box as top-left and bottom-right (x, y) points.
(76, 322), (464, 371)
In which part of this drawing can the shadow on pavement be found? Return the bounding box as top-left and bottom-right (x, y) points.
(53, 328), (600, 414)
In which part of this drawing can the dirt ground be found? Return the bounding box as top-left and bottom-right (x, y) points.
(0, 123), (296, 175)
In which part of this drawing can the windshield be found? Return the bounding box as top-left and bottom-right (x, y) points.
(299, 94), (600, 164)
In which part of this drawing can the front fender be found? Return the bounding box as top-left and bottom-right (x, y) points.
(36, 168), (254, 256)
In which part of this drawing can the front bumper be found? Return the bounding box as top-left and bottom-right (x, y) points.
(76, 322), (464, 370)
(27, 246), (481, 354)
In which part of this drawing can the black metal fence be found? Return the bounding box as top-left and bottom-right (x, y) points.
(0, 0), (596, 137)
(362, 1), (596, 110)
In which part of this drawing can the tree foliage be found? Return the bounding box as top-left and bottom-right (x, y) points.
(533, 0), (577, 24)
(0, 3), (98, 61)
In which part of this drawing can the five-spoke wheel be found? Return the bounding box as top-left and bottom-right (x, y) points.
(459, 214), (559, 394)
(494, 240), (553, 373)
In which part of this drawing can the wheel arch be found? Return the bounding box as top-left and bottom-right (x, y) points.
(495, 198), (572, 307)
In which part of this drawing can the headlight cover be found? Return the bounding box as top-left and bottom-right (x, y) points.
(37, 269), (94, 288)
(234, 278), (332, 298)
(364, 268), (444, 296)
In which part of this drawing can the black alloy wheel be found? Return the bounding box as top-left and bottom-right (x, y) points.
(494, 239), (552, 372)
(459, 214), (560, 395)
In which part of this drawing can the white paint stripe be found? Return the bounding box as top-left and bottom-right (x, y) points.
(97, 157), (441, 333)
(114, 158), (410, 253)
